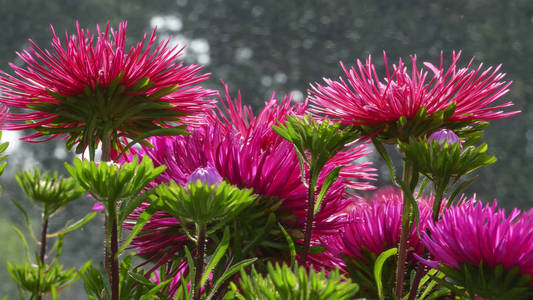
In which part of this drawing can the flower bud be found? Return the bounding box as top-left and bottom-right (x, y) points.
(186, 165), (223, 186)
(428, 129), (460, 147)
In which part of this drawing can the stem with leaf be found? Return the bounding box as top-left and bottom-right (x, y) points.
(395, 162), (417, 298)
(100, 133), (120, 300)
(35, 208), (49, 300)
(300, 171), (318, 265)
(193, 225), (207, 300)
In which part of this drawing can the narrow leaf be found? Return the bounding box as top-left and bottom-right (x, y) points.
(374, 247), (398, 300)
(201, 226), (231, 287)
(314, 166), (342, 214)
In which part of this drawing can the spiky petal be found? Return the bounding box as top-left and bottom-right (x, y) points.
(309, 51), (517, 127)
(0, 21), (214, 151)
(421, 200), (533, 283)
(122, 88), (376, 269)
(320, 188), (433, 269)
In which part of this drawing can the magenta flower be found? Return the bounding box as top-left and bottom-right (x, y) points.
(309, 51), (517, 128)
(0, 21), (214, 155)
(322, 188), (433, 267)
(121, 88), (376, 269)
(313, 188), (434, 297)
(421, 200), (533, 285)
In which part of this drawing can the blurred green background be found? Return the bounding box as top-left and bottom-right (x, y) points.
(1, 0), (532, 298)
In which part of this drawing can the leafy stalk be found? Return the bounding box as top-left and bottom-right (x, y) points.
(193, 225), (207, 300)
(395, 162), (418, 298)
(36, 208), (50, 300)
(300, 172), (318, 265)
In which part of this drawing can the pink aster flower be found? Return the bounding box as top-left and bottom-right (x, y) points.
(312, 188), (436, 297)
(421, 200), (533, 285)
(122, 88), (376, 270)
(309, 51), (517, 128)
(321, 188), (433, 269)
(0, 21), (214, 155)
(207, 82), (307, 147)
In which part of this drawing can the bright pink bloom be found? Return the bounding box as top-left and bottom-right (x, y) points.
(309, 51), (517, 127)
(0, 21), (214, 146)
(319, 188), (433, 269)
(122, 88), (376, 268)
(421, 200), (533, 283)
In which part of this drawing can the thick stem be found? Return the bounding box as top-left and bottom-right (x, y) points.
(193, 225), (207, 300)
(395, 163), (415, 299)
(101, 134), (112, 162)
(100, 134), (116, 299)
(36, 210), (49, 300)
(300, 173), (317, 266)
(110, 212), (119, 300)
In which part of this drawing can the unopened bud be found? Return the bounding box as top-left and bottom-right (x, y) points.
(186, 165), (223, 186)
(428, 129), (460, 147)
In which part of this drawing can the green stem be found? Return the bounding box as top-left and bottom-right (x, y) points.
(395, 162), (415, 299)
(100, 134), (118, 300)
(300, 172), (318, 266)
(432, 185), (445, 222)
(193, 225), (207, 300)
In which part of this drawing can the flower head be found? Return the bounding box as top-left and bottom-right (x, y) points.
(421, 200), (533, 286)
(323, 188), (432, 265)
(122, 88), (376, 268)
(316, 188), (434, 298)
(0, 21), (214, 155)
(309, 51), (517, 138)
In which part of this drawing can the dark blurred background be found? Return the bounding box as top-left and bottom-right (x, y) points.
(1, 0), (531, 298)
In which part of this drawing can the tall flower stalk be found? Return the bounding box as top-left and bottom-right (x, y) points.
(10, 169), (89, 299)
(273, 115), (361, 264)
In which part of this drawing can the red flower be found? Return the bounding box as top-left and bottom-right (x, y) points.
(0, 21), (214, 154)
(309, 51), (517, 128)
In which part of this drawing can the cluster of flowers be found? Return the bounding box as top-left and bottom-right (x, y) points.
(0, 21), (531, 299)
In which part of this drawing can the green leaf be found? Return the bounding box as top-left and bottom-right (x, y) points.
(185, 247), (196, 296)
(278, 223), (296, 267)
(374, 248), (398, 300)
(397, 178), (420, 230)
(447, 176), (478, 208)
(10, 225), (31, 262)
(115, 125), (189, 160)
(201, 226), (231, 287)
(206, 258), (257, 300)
(372, 137), (399, 186)
(314, 166), (342, 214)
(118, 207), (154, 255)
(11, 199), (38, 244)
(47, 212), (96, 238)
